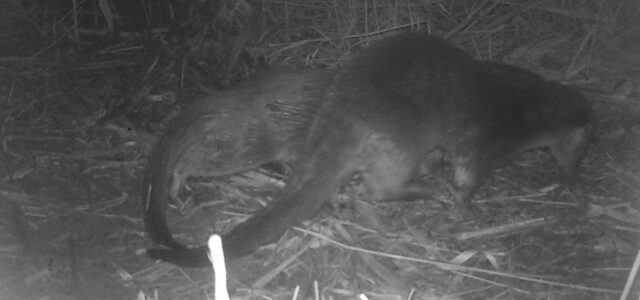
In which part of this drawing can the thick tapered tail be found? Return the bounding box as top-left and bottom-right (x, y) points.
(142, 116), (212, 255)
(142, 144), (187, 250)
(146, 126), (353, 267)
(147, 164), (346, 266)
(146, 244), (208, 267)
(146, 182), (335, 267)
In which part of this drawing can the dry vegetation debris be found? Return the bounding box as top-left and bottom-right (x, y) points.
(0, 0), (639, 299)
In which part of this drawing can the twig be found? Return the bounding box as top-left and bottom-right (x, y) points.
(619, 249), (640, 300)
(294, 227), (621, 295)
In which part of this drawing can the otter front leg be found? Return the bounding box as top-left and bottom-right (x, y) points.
(446, 146), (498, 217)
(548, 126), (593, 184)
(547, 126), (594, 210)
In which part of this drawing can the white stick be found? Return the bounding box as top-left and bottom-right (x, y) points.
(619, 249), (640, 300)
(208, 235), (230, 300)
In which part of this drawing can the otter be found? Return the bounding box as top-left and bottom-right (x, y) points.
(142, 69), (333, 261)
(144, 32), (593, 267)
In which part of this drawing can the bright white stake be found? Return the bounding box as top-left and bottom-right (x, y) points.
(208, 235), (229, 300)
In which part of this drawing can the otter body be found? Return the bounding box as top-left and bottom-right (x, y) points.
(145, 33), (593, 267)
(142, 69), (332, 255)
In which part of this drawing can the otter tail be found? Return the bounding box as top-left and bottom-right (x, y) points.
(141, 115), (209, 251)
(145, 175), (336, 267)
(146, 161), (343, 267)
(142, 113), (277, 265)
(147, 114), (355, 267)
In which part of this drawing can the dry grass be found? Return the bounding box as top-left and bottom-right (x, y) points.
(1, 0), (639, 299)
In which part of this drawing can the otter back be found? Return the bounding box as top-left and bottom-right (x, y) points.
(142, 69), (332, 265)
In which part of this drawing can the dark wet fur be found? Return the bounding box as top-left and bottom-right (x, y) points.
(144, 33), (593, 267)
(143, 69), (333, 266)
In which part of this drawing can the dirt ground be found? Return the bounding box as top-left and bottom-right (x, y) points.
(1, 1), (640, 300)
